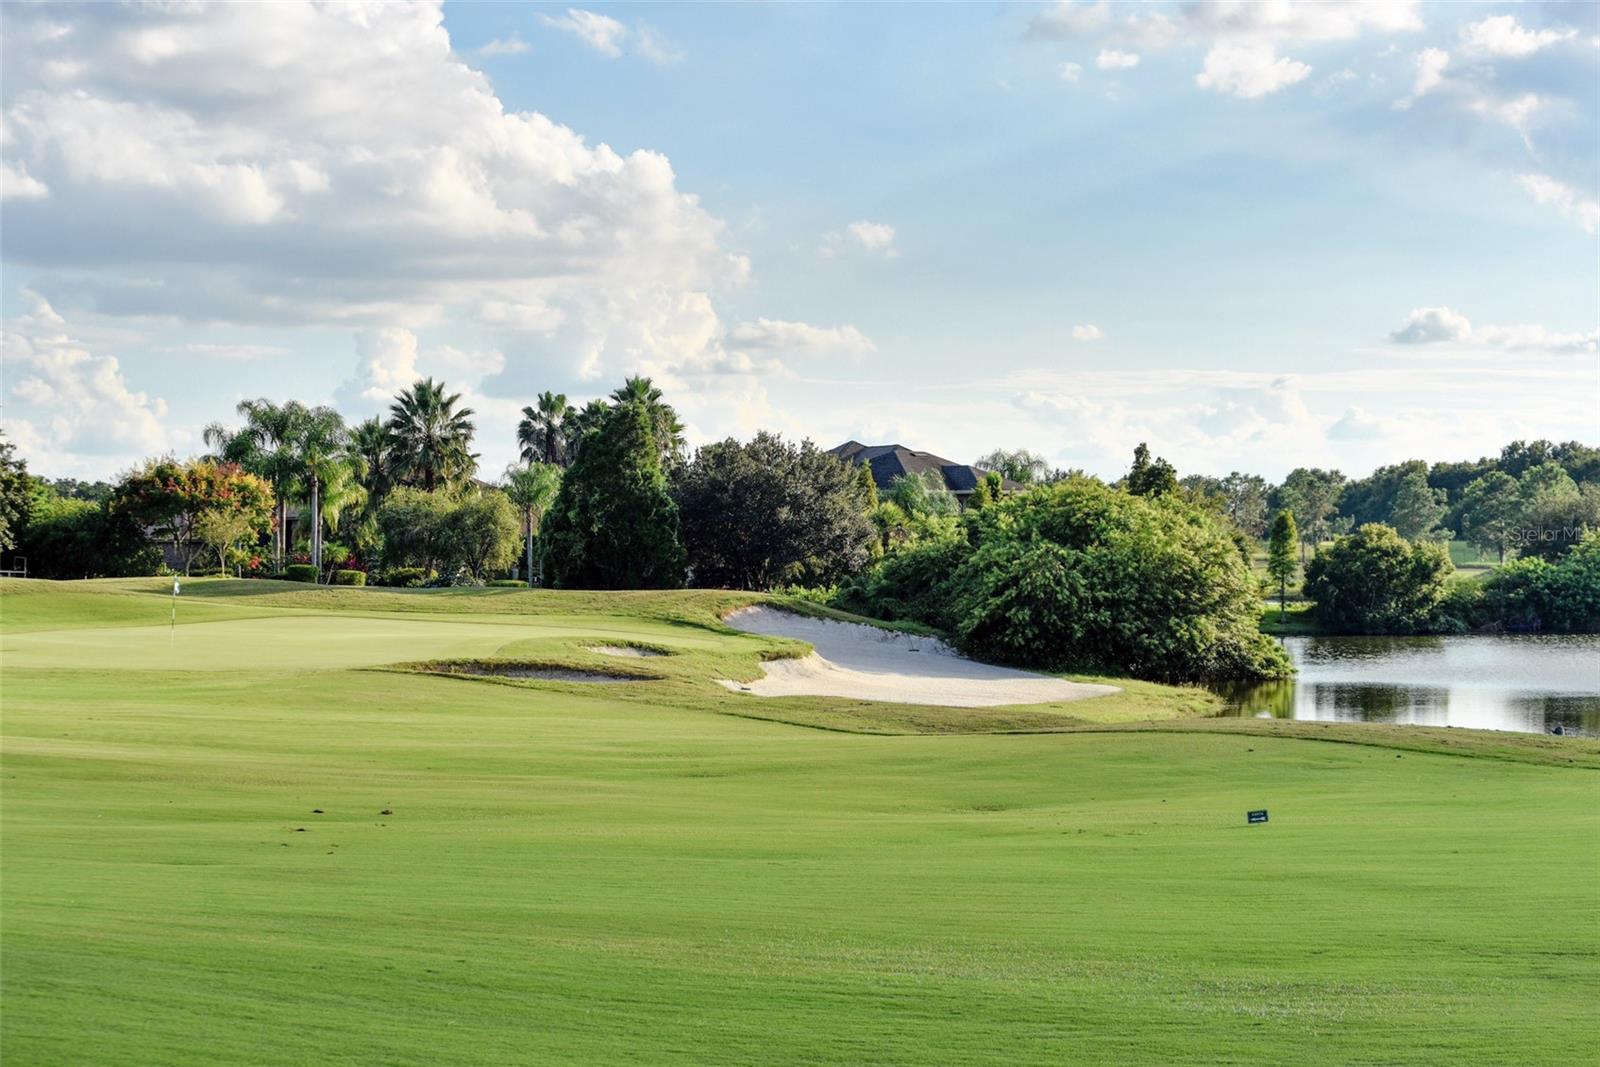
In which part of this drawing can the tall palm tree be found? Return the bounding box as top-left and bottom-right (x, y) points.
(503, 462), (563, 586)
(201, 422), (260, 467)
(517, 391), (575, 467)
(317, 461), (368, 562)
(292, 406), (348, 577)
(565, 398), (613, 462)
(386, 378), (477, 492)
(235, 398), (308, 568)
(609, 375), (684, 465)
(345, 417), (389, 551)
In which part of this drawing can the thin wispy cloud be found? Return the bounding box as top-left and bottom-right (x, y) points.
(478, 34), (531, 57)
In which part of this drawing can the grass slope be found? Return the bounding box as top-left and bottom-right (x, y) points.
(3, 579), (1597, 1065)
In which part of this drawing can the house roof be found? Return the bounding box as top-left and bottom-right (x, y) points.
(827, 442), (1021, 496)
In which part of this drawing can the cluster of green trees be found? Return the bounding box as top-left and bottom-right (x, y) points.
(1, 434), (264, 580)
(1160, 440), (1600, 565)
(1113, 438), (1599, 636)
(1298, 522), (1600, 635)
(835, 475), (1289, 683)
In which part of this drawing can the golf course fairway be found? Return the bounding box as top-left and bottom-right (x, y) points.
(2, 578), (1596, 1065)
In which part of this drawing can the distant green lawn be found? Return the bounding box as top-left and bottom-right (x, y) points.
(3, 579), (1596, 1065)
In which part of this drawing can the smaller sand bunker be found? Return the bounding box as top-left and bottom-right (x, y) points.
(720, 607), (1119, 708)
(589, 645), (670, 658)
(427, 663), (653, 683)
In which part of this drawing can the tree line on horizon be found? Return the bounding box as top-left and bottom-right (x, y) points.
(3, 377), (1597, 653)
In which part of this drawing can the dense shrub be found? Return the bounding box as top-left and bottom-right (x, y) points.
(376, 566), (428, 588)
(1434, 576), (1485, 633)
(331, 569), (366, 586)
(487, 578), (525, 587)
(14, 496), (161, 579)
(1303, 524), (1452, 634)
(284, 563), (318, 583)
(836, 538), (967, 629)
(377, 488), (453, 575)
(378, 488), (520, 580)
(843, 478), (1288, 683)
(961, 481), (1286, 681)
(438, 492), (520, 579)
(1478, 533), (1600, 632)
(540, 402), (685, 589)
(424, 573), (484, 588)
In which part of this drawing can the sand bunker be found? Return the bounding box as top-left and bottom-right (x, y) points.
(433, 664), (650, 683)
(720, 607), (1119, 708)
(589, 645), (668, 658)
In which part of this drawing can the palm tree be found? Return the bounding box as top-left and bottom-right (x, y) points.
(503, 462), (562, 586)
(517, 391), (575, 467)
(386, 378), (477, 492)
(316, 461), (368, 566)
(564, 398), (613, 463)
(234, 399), (309, 569)
(869, 501), (912, 554)
(201, 422), (260, 467)
(292, 406), (348, 577)
(609, 375), (684, 464)
(345, 417), (389, 553)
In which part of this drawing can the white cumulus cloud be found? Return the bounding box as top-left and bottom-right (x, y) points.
(1, 293), (171, 471)
(1030, 0), (1419, 98)
(1196, 42), (1310, 98)
(1390, 306), (1597, 352)
(1095, 49), (1139, 70)
(1460, 15), (1576, 58)
(1071, 324), (1104, 342)
(0, 1), (761, 398)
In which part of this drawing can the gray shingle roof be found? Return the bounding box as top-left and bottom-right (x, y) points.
(826, 442), (1021, 496)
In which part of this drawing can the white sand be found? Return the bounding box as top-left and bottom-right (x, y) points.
(719, 606), (1119, 708)
(590, 645), (666, 658)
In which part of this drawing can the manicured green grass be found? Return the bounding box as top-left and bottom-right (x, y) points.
(3, 579), (1597, 1065)
(1449, 538), (1498, 578)
(1259, 600), (1321, 637)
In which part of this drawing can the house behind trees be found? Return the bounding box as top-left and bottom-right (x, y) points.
(828, 442), (1021, 508)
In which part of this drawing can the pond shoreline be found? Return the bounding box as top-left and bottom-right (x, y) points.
(1216, 632), (1600, 737)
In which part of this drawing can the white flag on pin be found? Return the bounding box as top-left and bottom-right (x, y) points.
(173, 579), (181, 596)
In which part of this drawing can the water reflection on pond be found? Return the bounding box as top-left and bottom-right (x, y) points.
(1214, 634), (1600, 737)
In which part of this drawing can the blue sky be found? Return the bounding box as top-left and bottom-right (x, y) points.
(2, 1), (1596, 481)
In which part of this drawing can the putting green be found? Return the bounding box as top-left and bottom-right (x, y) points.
(2, 579), (1596, 1065)
(3, 613), (728, 672)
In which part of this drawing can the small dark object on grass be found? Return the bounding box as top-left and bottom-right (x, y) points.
(380, 808), (393, 815)
(294, 827), (307, 832)
(1552, 724), (1565, 736)
(312, 809), (324, 814)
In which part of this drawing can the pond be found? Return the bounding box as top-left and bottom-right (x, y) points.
(1213, 634), (1600, 737)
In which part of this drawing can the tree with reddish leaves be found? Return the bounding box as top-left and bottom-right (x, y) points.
(112, 459), (274, 576)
